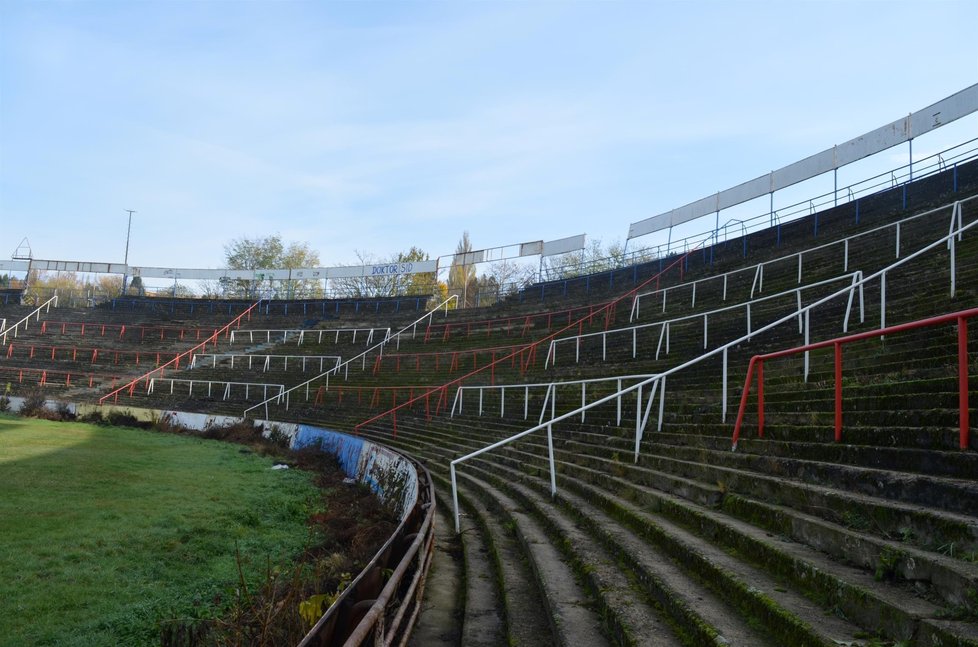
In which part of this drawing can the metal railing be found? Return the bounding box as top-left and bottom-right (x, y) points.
(146, 378), (286, 402)
(451, 373), (657, 424)
(550, 272), (864, 367)
(31, 319), (211, 340)
(244, 295), (458, 418)
(353, 250), (697, 436)
(545, 138), (978, 281)
(190, 353), (342, 373)
(298, 458), (435, 647)
(731, 307), (977, 451)
(0, 364), (123, 389)
(0, 296), (58, 345)
(629, 194), (972, 323)
(5, 342), (180, 368)
(448, 196), (976, 533)
(228, 326), (389, 346)
(97, 300), (263, 404)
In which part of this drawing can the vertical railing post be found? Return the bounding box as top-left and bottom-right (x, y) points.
(547, 424), (557, 497)
(757, 360), (765, 439)
(950, 233), (957, 298)
(959, 317), (970, 451)
(657, 376), (666, 432)
(451, 463), (460, 533)
(834, 342), (843, 443)
(721, 348), (728, 422)
(803, 310), (810, 382)
(616, 378), (622, 425)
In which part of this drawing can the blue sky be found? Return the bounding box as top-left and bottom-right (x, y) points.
(1, 0), (976, 278)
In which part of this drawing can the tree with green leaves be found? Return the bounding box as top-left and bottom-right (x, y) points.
(221, 235), (321, 298)
(448, 231), (478, 308)
(329, 247), (436, 299)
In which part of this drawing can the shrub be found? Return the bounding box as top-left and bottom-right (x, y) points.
(19, 389), (48, 418)
(106, 410), (151, 429)
(0, 383), (11, 412)
(56, 402), (74, 421)
(79, 410), (106, 425)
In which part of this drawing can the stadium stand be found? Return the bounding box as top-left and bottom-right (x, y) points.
(2, 148), (977, 646)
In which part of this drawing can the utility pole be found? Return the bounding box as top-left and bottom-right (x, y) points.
(122, 209), (136, 295)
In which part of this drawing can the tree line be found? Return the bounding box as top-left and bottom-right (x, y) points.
(3, 232), (638, 307)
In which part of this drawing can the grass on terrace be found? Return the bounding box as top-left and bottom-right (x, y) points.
(0, 415), (319, 647)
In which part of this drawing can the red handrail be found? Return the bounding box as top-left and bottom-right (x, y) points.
(423, 299), (619, 337)
(97, 300), (261, 404)
(731, 307), (977, 451)
(354, 249), (698, 435)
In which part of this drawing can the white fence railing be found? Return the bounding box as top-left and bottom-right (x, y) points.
(544, 137), (978, 282)
(550, 273), (864, 367)
(449, 196), (976, 534)
(244, 295), (458, 418)
(228, 327), (389, 346)
(190, 353), (342, 373)
(0, 296), (58, 345)
(630, 197), (968, 323)
(451, 373), (657, 426)
(147, 377), (285, 402)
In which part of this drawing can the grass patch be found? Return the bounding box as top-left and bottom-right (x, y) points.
(0, 415), (320, 647)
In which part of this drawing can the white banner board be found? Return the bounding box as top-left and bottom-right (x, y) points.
(628, 83), (978, 239)
(542, 234), (587, 257)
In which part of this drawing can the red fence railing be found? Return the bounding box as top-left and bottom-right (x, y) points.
(731, 307), (977, 451)
(97, 301), (262, 404)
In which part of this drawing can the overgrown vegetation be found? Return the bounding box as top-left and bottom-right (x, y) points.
(0, 415), (398, 647)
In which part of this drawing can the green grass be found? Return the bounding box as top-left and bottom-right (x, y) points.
(0, 415), (320, 647)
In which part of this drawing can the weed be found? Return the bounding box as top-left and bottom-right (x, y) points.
(874, 546), (904, 582)
(18, 388), (47, 418)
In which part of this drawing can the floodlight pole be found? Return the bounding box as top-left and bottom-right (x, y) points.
(122, 209), (136, 295)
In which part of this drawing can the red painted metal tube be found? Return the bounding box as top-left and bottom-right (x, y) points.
(731, 306), (978, 450)
(731, 357), (757, 449)
(834, 342), (843, 443)
(757, 360), (764, 438)
(959, 317), (970, 450)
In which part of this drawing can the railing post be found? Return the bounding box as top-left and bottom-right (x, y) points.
(803, 310), (810, 382)
(881, 273), (887, 332)
(834, 342), (843, 443)
(546, 423), (557, 497)
(616, 378), (622, 425)
(950, 233), (957, 298)
(580, 383), (586, 422)
(451, 463), (461, 533)
(657, 376), (666, 432)
(757, 360), (765, 439)
(959, 317), (970, 451)
(721, 348), (728, 422)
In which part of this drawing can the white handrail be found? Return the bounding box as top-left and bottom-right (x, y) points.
(450, 196), (976, 534)
(190, 353), (342, 373)
(228, 326), (390, 346)
(630, 199), (965, 322)
(551, 272), (863, 367)
(0, 296), (58, 345)
(148, 377), (285, 402)
(243, 295), (458, 418)
(450, 373), (657, 423)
